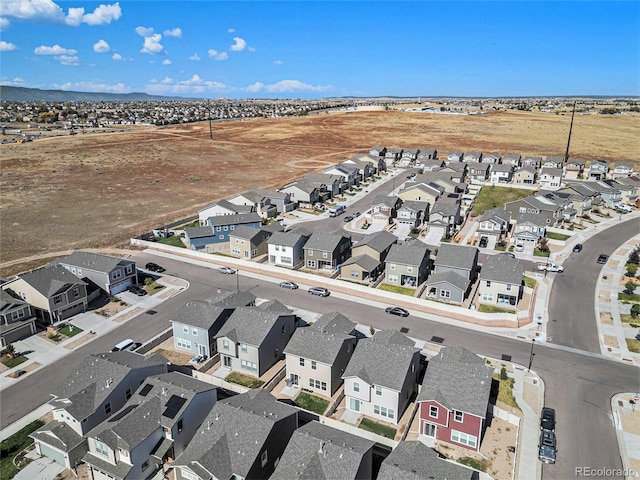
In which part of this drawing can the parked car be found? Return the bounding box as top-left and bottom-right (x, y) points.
(127, 285), (147, 296)
(279, 281), (299, 289)
(145, 262), (165, 273)
(572, 243), (583, 253)
(540, 407), (556, 431)
(479, 236), (488, 248)
(343, 215), (354, 222)
(538, 429), (557, 464)
(9, 369), (26, 378)
(308, 286), (330, 297)
(385, 306), (410, 317)
(217, 266), (237, 275)
(597, 254), (609, 264)
(354, 211), (361, 217)
(515, 242), (525, 252)
(614, 203), (633, 213)
(537, 262), (564, 273)
(500, 252), (516, 259)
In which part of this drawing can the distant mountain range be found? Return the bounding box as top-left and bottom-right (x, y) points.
(0, 86), (194, 102)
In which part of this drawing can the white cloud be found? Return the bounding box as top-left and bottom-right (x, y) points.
(0, 41), (17, 51)
(273, 60), (282, 65)
(135, 26), (155, 37)
(207, 49), (228, 61)
(56, 80), (129, 93)
(0, 76), (24, 86)
(189, 53), (200, 61)
(141, 33), (164, 55)
(82, 3), (121, 25)
(163, 27), (182, 38)
(55, 54), (80, 65)
(146, 73), (228, 94)
(35, 44), (77, 55)
(112, 52), (122, 60)
(93, 39), (110, 53)
(230, 36), (254, 52)
(162, 59), (171, 65)
(0, 17), (10, 31)
(64, 7), (83, 26)
(0, 1), (121, 28)
(161, 76), (173, 84)
(227, 28), (235, 33)
(245, 79), (332, 93)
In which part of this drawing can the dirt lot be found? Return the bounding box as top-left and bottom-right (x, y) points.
(1, 109), (638, 276)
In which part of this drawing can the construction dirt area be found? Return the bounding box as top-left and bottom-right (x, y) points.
(1, 108), (638, 276)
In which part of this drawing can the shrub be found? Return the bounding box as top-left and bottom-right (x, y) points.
(626, 263), (638, 278)
(500, 366), (508, 381)
(110, 296), (120, 303)
(144, 277), (153, 286)
(631, 304), (640, 319)
(625, 281), (638, 295)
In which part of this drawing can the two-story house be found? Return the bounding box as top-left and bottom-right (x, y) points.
(216, 305), (296, 377)
(55, 251), (137, 296)
(228, 225), (278, 260)
(271, 421), (375, 480)
(227, 189), (281, 218)
(384, 148), (404, 167)
(425, 244), (478, 304)
(82, 372), (217, 480)
(370, 146), (387, 158)
(303, 232), (352, 271)
(197, 199), (253, 226)
(31, 351), (168, 470)
(477, 254), (523, 308)
(466, 162), (491, 182)
(173, 390), (299, 480)
(522, 156), (542, 170)
(565, 157), (587, 179)
(0, 289), (37, 348)
(420, 158), (446, 171)
(543, 155), (564, 169)
(384, 241), (431, 289)
(369, 195), (402, 224)
(303, 173), (343, 198)
(170, 301), (233, 358)
(396, 200), (429, 228)
(417, 346), (493, 452)
(463, 151), (482, 163)
(194, 213), (262, 253)
(341, 157), (376, 180)
(539, 167), (563, 190)
(417, 148), (438, 162)
(339, 230), (397, 283)
(513, 211), (547, 247)
(490, 163), (514, 184)
(477, 207), (511, 241)
(504, 194), (569, 227)
(284, 311), (357, 397)
(427, 198), (461, 238)
(279, 180), (323, 208)
(323, 163), (360, 190)
(612, 161), (636, 179)
(342, 330), (420, 425)
(502, 153), (522, 167)
(398, 182), (442, 207)
(513, 166), (538, 185)
(267, 231), (309, 268)
(482, 153), (501, 164)
(589, 159), (610, 180)
(2, 264), (88, 324)
(447, 151), (464, 163)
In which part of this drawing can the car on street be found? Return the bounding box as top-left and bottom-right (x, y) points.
(540, 407), (556, 431)
(217, 266), (237, 274)
(127, 285), (147, 296)
(308, 286), (330, 297)
(279, 281), (299, 289)
(354, 211), (361, 217)
(537, 262), (564, 273)
(538, 429), (557, 464)
(572, 243), (583, 253)
(385, 306), (410, 317)
(597, 254), (609, 264)
(479, 236), (488, 248)
(343, 215), (354, 222)
(614, 203), (633, 213)
(145, 262), (165, 273)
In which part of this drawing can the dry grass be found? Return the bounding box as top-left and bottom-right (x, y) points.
(2, 109), (638, 276)
(600, 312), (614, 325)
(604, 335), (620, 348)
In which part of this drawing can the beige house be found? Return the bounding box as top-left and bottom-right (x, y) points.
(340, 231), (397, 283)
(228, 225), (277, 260)
(477, 254), (523, 309)
(513, 167), (538, 185)
(398, 182), (442, 207)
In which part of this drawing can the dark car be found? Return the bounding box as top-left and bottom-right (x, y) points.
(308, 287), (330, 297)
(501, 252), (516, 259)
(343, 215), (354, 222)
(572, 243), (583, 253)
(538, 429), (557, 464)
(279, 281), (299, 289)
(145, 262), (165, 273)
(385, 306), (410, 317)
(540, 407), (556, 431)
(597, 254), (609, 264)
(479, 236), (488, 248)
(354, 211), (361, 217)
(127, 285), (147, 296)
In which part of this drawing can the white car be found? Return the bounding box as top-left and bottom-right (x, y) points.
(615, 203), (633, 213)
(515, 242), (525, 252)
(537, 262), (564, 273)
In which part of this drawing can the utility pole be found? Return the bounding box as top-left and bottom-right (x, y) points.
(563, 102), (576, 164)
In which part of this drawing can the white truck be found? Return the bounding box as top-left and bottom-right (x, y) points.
(537, 261), (564, 273)
(329, 205), (346, 217)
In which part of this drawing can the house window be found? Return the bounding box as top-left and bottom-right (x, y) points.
(177, 419), (184, 433)
(374, 404), (395, 420)
(252, 249), (257, 256)
(77, 268), (82, 276)
(219, 235), (224, 240)
(353, 382), (360, 393)
(299, 358), (305, 367)
(182, 326), (189, 333)
(390, 264), (396, 270)
(94, 440), (109, 457)
(451, 430), (477, 448)
(482, 293), (494, 302)
(322, 252), (328, 258)
(429, 405), (439, 418)
(241, 343), (247, 353)
(307, 260), (316, 268)
(222, 340), (229, 350)
(282, 325), (286, 335)
(274, 348), (279, 357)
(388, 275), (398, 283)
(486, 281), (491, 287)
(192, 329), (198, 335)
(104, 403), (112, 415)
(72, 288), (80, 298)
(176, 338), (192, 349)
(407, 266), (413, 273)
(261, 450), (268, 468)
(232, 247), (241, 255)
(71, 267), (77, 274)
(375, 385), (382, 396)
(275, 245), (280, 251)
(454, 410), (464, 422)
(53, 295), (63, 305)
(241, 360), (257, 372)
(223, 226), (228, 231)
(11, 310), (25, 320)
(281, 256), (292, 264)
(309, 378), (327, 391)
(350, 270), (359, 278)
(440, 290), (451, 299)
(126, 265), (133, 274)
(125, 388), (132, 400)
(506, 284), (512, 291)
(112, 270), (122, 280)
(309, 250), (314, 256)
(311, 361), (317, 370)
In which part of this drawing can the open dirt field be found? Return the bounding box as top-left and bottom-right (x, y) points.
(1, 109), (638, 276)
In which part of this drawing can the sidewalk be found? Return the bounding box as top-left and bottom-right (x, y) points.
(612, 393), (640, 479)
(512, 366), (545, 480)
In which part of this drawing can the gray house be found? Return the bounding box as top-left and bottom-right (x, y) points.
(173, 390), (299, 480)
(340, 230), (397, 283)
(523, 156), (542, 169)
(477, 207), (511, 239)
(417, 148), (437, 161)
(396, 200), (429, 227)
(384, 241), (431, 289)
(426, 244), (478, 303)
(0, 289), (37, 347)
(303, 232), (352, 271)
(543, 155), (564, 169)
(428, 198), (461, 238)
(466, 162), (491, 182)
(478, 254), (524, 308)
(271, 421), (374, 480)
(279, 180), (323, 207)
(55, 251), (137, 296)
(171, 301), (232, 358)
(503, 153), (522, 167)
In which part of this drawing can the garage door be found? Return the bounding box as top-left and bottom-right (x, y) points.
(39, 443), (67, 467)
(2, 323), (34, 345)
(110, 279), (132, 295)
(58, 302), (86, 321)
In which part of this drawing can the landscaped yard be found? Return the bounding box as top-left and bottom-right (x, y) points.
(545, 231), (571, 241)
(478, 304), (515, 314)
(524, 276), (537, 289)
(625, 338), (640, 353)
(619, 293), (640, 303)
(0, 419), (44, 480)
(492, 372), (520, 410)
(471, 186), (531, 216)
(226, 371), (264, 389)
(358, 417), (397, 439)
(294, 392), (329, 415)
(155, 235), (186, 248)
(378, 284), (416, 296)
(0, 354), (28, 369)
(533, 248), (550, 257)
(58, 323), (83, 338)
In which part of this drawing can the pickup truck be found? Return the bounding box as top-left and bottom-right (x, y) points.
(537, 262), (564, 273)
(329, 205), (346, 217)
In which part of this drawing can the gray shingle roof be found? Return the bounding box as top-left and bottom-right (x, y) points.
(173, 300), (228, 331)
(267, 231), (308, 248)
(385, 242), (430, 267)
(258, 299), (292, 314)
(0, 288), (28, 311)
(377, 441), (474, 480)
(400, 200), (429, 212)
(516, 211), (546, 226)
(30, 420), (84, 453)
(312, 312), (356, 335)
(184, 226), (214, 239)
(303, 232), (351, 252)
(216, 306), (289, 347)
(198, 199), (248, 214)
(541, 167), (563, 176)
(480, 253), (524, 285)
(211, 290), (256, 309)
(372, 195), (400, 208)
(503, 153), (522, 162)
(284, 326), (354, 365)
(354, 230), (397, 253)
(228, 225), (270, 242)
(18, 264), (86, 297)
(340, 254), (381, 272)
(426, 271), (471, 293)
(342, 330), (418, 391)
(55, 251), (134, 274)
(478, 207), (510, 224)
(271, 421), (374, 480)
(417, 346), (492, 418)
(430, 198), (459, 216)
(434, 244), (478, 271)
(207, 212), (261, 227)
(491, 163), (514, 173)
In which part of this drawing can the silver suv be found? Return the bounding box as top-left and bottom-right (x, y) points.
(308, 287), (330, 297)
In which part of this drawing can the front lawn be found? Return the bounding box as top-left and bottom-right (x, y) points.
(533, 249), (550, 257)
(0, 354), (28, 369)
(471, 186), (531, 216)
(545, 231), (571, 241)
(0, 419), (44, 480)
(524, 276), (537, 289)
(619, 293), (640, 303)
(378, 284), (416, 296)
(492, 373), (520, 410)
(141, 275), (165, 295)
(626, 338), (640, 353)
(155, 235), (186, 248)
(58, 323), (83, 338)
(478, 304), (515, 314)
(358, 418), (397, 439)
(226, 371), (264, 389)
(294, 392), (329, 415)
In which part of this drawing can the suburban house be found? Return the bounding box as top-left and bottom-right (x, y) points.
(271, 421), (374, 480)
(589, 159), (610, 180)
(173, 390), (299, 480)
(196, 213), (262, 253)
(351, 153), (386, 174)
(539, 167), (563, 190)
(466, 162), (491, 182)
(477, 254), (524, 308)
(425, 244), (478, 304)
(427, 198), (462, 238)
(31, 351), (168, 470)
(323, 163), (359, 190)
(565, 157), (587, 179)
(502, 153), (522, 167)
(477, 207), (511, 240)
(396, 200), (429, 228)
(55, 251), (137, 296)
(340, 230), (397, 283)
(384, 241), (431, 289)
(216, 305), (296, 377)
(227, 189), (291, 218)
(513, 167), (538, 185)
(417, 346), (493, 452)
(279, 180), (323, 208)
(504, 194), (570, 227)
(370, 146), (387, 157)
(0, 289), (37, 348)
(369, 195), (402, 224)
(341, 157), (376, 180)
(377, 441), (477, 480)
(283, 311), (357, 396)
(543, 155), (564, 169)
(417, 148), (437, 161)
(82, 372), (217, 480)
(437, 163), (467, 183)
(513, 211), (547, 246)
(447, 151), (463, 163)
(303, 232), (352, 271)
(402, 148), (420, 162)
(398, 182), (442, 206)
(489, 163), (514, 184)
(612, 175), (640, 204)
(228, 225), (277, 260)
(267, 231), (309, 268)
(170, 301), (233, 358)
(303, 173), (343, 198)
(384, 148), (404, 166)
(522, 156), (542, 169)
(612, 161), (636, 179)
(342, 330), (420, 425)
(482, 153), (501, 164)
(420, 158), (446, 171)
(463, 151), (482, 163)
(2, 265), (88, 324)
(579, 181), (623, 207)
(197, 199), (253, 226)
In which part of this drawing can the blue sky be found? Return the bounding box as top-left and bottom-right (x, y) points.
(1, 1), (638, 98)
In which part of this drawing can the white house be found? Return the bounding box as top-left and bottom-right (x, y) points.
(267, 231), (309, 268)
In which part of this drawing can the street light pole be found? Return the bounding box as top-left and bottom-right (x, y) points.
(236, 271), (239, 292)
(528, 338), (536, 371)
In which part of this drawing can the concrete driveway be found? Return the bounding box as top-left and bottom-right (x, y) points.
(15, 450), (65, 480)
(422, 226), (445, 247)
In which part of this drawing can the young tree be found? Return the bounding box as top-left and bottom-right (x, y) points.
(624, 281), (638, 295)
(538, 237), (550, 253)
(631, 304), (640, 318)
(629, 246), (640, 265)
(626, 263), (638, 278)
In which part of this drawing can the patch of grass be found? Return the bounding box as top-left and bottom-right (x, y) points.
(478, 304), (515, 314)
(155, 235), (186, 248)
(494, 244), (507, 251)
(492, 373), (520, 410)
(0, 355), (28, 369)
(358, 418), (397, 439)
(58, 324), (83, 338)
(294, 392), (329, 415)
(524, 276), (537, 289)
(182, 221), (200, 228)
(226, 371), (264, 389)
(545, 231), (571, 241)
(533, 249), (550, 257)
(625, 338), (640, 353)
(378, 284), (416, 296)
(620, 314), (635, 323)
(471, 186), (531, 215)
(440, 237), (451, 243)
(408, 232), (420, 238)
(619, 293), (640, 302)
(0, 419), (44, 480)
(458, 457), (490, 472)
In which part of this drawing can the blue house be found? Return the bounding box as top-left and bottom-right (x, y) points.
(186, 213), (262, 253)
